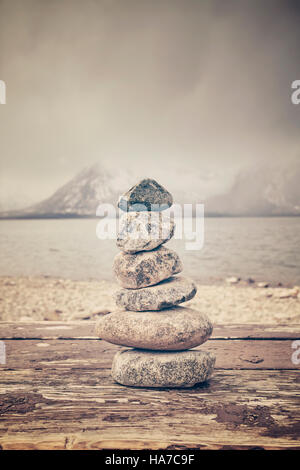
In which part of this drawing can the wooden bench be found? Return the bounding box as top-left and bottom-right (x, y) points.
(0, 322), (299, 450)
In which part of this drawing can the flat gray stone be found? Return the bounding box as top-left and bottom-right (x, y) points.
(117, 211), (175, 253)
(118, 178), (173, 212)
(95, 306), (213, 350)
(115, 276), (197, 311)
(113, 246), (182, 289)
(112, 349), (216, 388)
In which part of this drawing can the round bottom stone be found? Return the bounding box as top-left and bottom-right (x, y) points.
(112, 349), (215, 388)
(95, 306), (213, 351)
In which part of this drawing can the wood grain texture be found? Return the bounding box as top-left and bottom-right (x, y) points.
(0, 322), (299, 450)
(1, 338), (300, 370)
(0, 321), (299, 339)
(0, 369), (299, 449)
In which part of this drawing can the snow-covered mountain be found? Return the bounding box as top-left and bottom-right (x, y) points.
(205, 163), (300, 216)
(0, 163), (221, 218)
(0, 164), (134, 218)
(1, 161), (299, 218)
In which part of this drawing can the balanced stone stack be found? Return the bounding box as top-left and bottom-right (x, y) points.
(95, 179), (215, 388)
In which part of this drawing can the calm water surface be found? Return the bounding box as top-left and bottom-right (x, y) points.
(0, 217), (299, 284)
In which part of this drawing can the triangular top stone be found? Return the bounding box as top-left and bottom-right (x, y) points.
(118, 178), (173, 212)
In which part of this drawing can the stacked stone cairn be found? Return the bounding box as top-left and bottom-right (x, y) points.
(95, 179), (215, 388)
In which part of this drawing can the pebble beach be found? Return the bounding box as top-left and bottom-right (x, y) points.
(1, 275), (299, 324)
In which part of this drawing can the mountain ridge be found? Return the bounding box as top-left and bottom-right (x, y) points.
(0, 162), (299, 218)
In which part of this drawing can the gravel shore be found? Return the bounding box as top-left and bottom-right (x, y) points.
(0, 276), (299, 324)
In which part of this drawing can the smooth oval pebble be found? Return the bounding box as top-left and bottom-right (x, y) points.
(113, 246), (182, 289)
(115, 276), (197, 311)
(112, 349), (216, 388)
(117, 211), (175, 253)
(95, 306), (213, 350)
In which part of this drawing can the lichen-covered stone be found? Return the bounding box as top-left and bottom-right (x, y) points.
(118, 178), (173, 212)
(115, 276), (197, 311)
(113, 246), (182, 289)
(112, 349), (216, 388)
(117, 211), (175, 253)
(95, 306), (213, 350)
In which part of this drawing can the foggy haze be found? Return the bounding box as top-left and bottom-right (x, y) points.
(0, 0), (299, 210)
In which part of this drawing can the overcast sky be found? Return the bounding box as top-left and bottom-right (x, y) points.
(0, 0), (299, 208)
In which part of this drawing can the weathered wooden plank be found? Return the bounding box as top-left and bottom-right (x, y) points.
(0, 369), (299, 450)
(0, 321), (98, 340)
(0, 321), (299, 340)
(1, 338), (299, 370)
(1, 322), (299, 450)
(213, 324), (300, 340)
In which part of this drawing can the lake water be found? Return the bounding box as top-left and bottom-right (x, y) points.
(0, 217), (299, 284)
